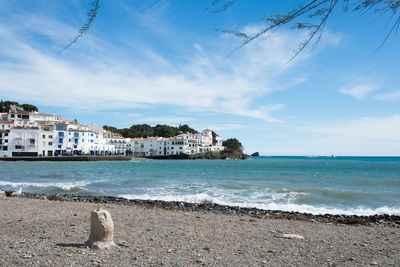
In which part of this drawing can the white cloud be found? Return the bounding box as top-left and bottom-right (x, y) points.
(0, 10), (340, 123)
(302, 114), (400, 141)
(339, 82), (381, 100)
(201, 124), (245, 131)
(375, 91), (400, 101)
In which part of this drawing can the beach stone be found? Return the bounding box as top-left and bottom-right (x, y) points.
(278, 234), (305, 240)
(85, 209), (116, 250)
(0, 190), (5, 200)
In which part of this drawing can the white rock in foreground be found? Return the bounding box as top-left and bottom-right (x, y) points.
(0, 190), (5, 200)
(85, 209), (117, 250)
(278, 234), (305, 240)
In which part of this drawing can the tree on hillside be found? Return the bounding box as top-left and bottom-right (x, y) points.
(0, 100), (38, 112)
(179, 124), (198, 134)
(103, 125), (121, 133)
(153, 124), (180, 137)
(129, 124), (154, 138)
(0, 100), (19, 112)
(222, 138), (243, 152)
(63, 0), (399, 60)
(21, 104), (38, 112)
(212, 131), (218, 145)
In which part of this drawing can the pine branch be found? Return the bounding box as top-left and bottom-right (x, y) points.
(58, 0), (101, 55)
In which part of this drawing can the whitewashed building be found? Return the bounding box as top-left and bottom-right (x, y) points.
(103, 131), (130, 155)
(176, 129), (223, 154)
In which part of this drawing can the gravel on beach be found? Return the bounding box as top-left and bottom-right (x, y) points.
(1, 197), (399, 267)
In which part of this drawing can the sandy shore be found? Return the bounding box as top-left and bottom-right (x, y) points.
(1, 197), (399, 266)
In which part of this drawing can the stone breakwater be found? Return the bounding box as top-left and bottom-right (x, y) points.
(9, 192), (400, 228)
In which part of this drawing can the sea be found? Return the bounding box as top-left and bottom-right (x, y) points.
(1, 156), (399, 216)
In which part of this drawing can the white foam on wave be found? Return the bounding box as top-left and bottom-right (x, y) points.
(118, 192), (400, 216)
(0, 180), (90, 190)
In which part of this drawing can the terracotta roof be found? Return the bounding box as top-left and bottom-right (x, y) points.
(11, 126), (39, 130)
(0, 129), (10, 133)
(11, 111), (30, 114)
(0, 120), (12, 124)
(68, 129), (95, 133)
(30, 113), (55, 116)
(106, 136), (125, 139)
(203, 129), (212, 132)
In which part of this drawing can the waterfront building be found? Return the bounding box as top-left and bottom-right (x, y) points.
(103, 131), (130, 155)
(176, 129), (223, 154)
(0, 108), (224, 158)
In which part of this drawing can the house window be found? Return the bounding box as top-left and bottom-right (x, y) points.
(30, 139), (35, 145)
(74, 145), (77, 149)
(82, 139), (84, 142)
(15, 145), (22, 149)
(58, 145), (61, 148)
(48, 142), (52, 146)
(69, 139), (71, 142)
(49, 135), (53, 138)
(42, 134), (46, 138)
(58, 132), (64, 137)
(5, 139), (8, 143)
(59, 138), (63, 143)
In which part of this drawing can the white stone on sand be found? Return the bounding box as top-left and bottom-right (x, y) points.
(85, 209), (116, 250)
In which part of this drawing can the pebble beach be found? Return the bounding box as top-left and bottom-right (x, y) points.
(1, 196), (400, 266)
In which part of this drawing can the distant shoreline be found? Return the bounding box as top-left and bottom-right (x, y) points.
(0, 155), (135, 161)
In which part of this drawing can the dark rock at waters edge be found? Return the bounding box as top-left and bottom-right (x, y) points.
(8, 191), (400, 228)
(147, 150), (248, 160)
(251, 152), (260, 157)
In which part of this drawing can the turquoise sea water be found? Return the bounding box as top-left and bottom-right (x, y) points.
(1, 157), (399, 215)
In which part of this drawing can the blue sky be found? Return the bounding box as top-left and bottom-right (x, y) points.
(0, 0), (399, 155)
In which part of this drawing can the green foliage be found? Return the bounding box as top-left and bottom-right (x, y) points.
(103, 123), (200, 138)
(0, 100), (38, 112)
(129, 124), (154, 138)
(153, 124), (180, 137)
(212, 131), (218, 145)
(21, 104), (38, 112)
(178, 124), (198, 134)
(222, 138), (243, 152)
(103, 125), (121, 134)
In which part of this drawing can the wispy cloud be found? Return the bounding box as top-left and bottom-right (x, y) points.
(201, 124), (245, 131)
(302, 114), (400, 141)
(339, 82), (381, 100)
(0, 4), (340, 123)
(375, 91), (400, 101)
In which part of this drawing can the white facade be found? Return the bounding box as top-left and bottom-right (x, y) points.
(8, 127), (40, 157)
(0, 109), (225, 158)
(176, 129), (224, 155)
(104, 131), (130, 155)
(0, 110), (117, 157)
(129, 129), (224, 157)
